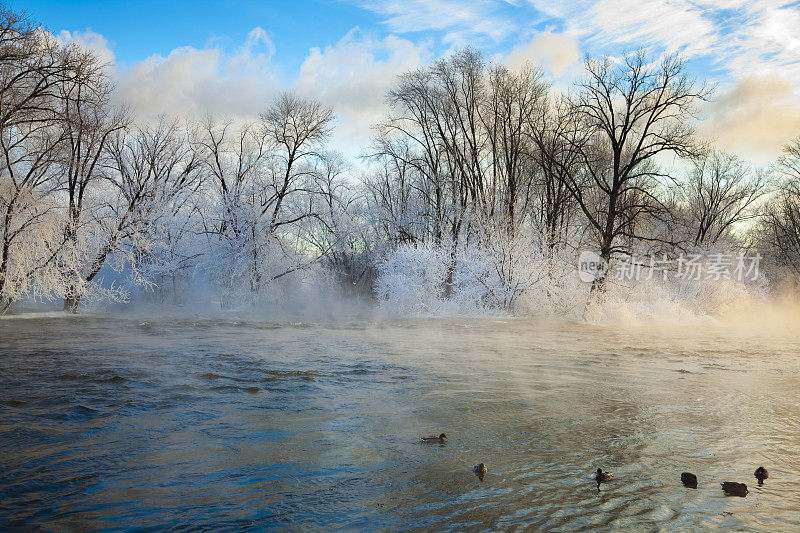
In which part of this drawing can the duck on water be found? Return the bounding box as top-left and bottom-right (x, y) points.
(595, 468), (613, 490)
(755, 466), (769, 485)
(420, 433), (448, 444)
(721, 482), (749, 497)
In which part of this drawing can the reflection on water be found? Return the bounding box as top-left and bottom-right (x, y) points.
(1, 315), (799, 530)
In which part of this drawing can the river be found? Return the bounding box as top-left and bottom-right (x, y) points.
(1, 313), (799, 530)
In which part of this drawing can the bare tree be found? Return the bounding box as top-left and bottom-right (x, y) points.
(762, 188), (800, 278)
(560, 52), (707, 288)
(376, 67), (449, 245)
(683, 149), (769, 246)
(482, 63), (547, 234)
(261, 92), (333, 234)
(364, 137), (433, 245)
(759, 138), (800, 277)
(527, 94), (581, 251)
(193, 116), (267, 240)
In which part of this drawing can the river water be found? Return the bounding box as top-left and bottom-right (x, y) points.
(1, 313), (799, 531)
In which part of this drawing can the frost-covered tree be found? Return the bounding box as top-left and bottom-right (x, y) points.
(101, 119), (203, 301)
(192, 116), (272, 297)
(0, 3), (792, 317)
(370, 50), (561, 307)
(299, 152), (377, 291)
(192, 92), (334, 301)
(0, 10), (81, 312)
(54, 46), (129, 312)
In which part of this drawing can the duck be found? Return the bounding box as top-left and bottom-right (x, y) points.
(754, 466), (769, 484)
(681, 472), (698, 488)
(721, 482), (748, 497)
(595, 468), (613, 490)
(420, 433), (448, 443)
(473, 463), (487, 480)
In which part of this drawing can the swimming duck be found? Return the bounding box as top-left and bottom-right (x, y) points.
(754, 466), (769, 484)
(473, 463), (487, 481)
(681, 472), (698, 488)
(420, 433), (448, 443)
(595, 468), (613, 490)
(721, 482), (748, 497)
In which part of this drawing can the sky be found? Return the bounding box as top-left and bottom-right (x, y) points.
(12, 0), (800, 162)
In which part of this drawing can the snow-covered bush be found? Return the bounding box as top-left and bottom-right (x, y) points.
(374, 223), (588, 318)
(375, 242), (450, 315)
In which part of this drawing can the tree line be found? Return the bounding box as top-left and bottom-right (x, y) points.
(1, 6), (798, 314)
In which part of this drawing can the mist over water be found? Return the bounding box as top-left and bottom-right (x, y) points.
(1, 311), (799, 531)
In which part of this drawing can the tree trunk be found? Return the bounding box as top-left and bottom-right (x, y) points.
(63, 291), (80, 313)
(589, 243), (612, 296)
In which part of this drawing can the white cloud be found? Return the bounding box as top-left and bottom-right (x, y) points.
(700, 76), (800, 161)
(518, 0), (800, 161)
(586, 0), (716, 55)
(48, 1), (800, 162)
(49, 25), (432, 156)
(524, 0), (800, 85)
(723, 4), (800, 81)
(505, 31), (581, 77)
(228, 27), (275, 75)
(54, 29), (115, 65)
(294, 28), (432, 153)
(114, 28), (278, 120)
(358, 0), (516, 44)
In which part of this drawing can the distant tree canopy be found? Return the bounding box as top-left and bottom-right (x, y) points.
(0, 4), (796, 315)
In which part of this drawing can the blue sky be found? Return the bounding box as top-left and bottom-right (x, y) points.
(15, 1), (374, 72)
(12, 0), (800, 160)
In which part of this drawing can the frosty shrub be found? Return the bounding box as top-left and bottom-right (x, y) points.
(375, 224), (589, 318)
(375, 243), (450, 315)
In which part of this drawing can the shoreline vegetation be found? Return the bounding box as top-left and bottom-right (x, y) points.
(2, 5), (799, 320)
